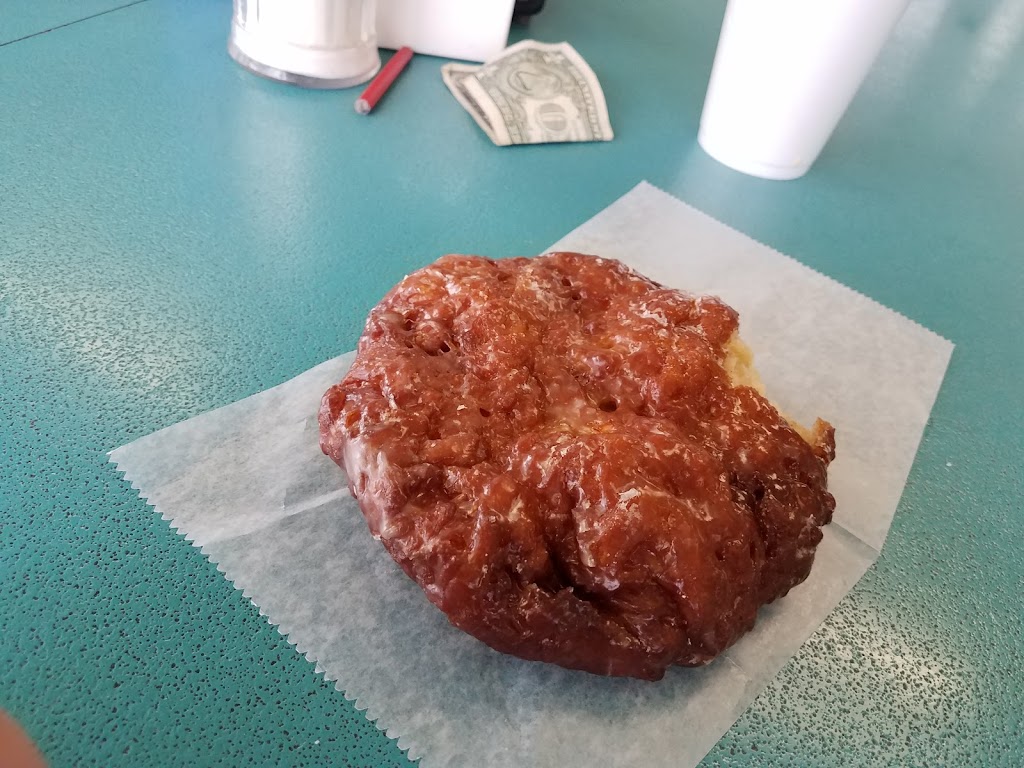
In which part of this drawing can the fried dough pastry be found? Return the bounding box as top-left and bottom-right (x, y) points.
(320, 253), (835, 680)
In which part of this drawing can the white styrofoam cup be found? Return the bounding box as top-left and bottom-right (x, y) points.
(698, 0), (912, 180)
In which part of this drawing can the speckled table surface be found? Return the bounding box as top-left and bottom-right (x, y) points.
(1, 0), (1022, 765)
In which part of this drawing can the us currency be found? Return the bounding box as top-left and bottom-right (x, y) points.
(441, 40), (614, 146)
(442, 63), (500, 144)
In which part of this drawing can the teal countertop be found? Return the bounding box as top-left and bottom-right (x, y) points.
(2, 0), (1022, 765)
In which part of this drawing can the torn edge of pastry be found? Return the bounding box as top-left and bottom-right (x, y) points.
(723, 333), (836, 463)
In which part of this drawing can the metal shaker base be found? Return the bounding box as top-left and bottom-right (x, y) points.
(228, 38), (380, 90)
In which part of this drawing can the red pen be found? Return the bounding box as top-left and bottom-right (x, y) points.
(355, 46), (414, 114)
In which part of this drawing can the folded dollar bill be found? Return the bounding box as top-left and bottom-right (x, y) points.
(441, 40), (614, 146)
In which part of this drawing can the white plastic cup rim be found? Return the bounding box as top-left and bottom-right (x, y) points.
(697, 124), (812, 181)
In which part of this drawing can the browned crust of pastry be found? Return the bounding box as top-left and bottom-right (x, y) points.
(320, 253), (835, 680)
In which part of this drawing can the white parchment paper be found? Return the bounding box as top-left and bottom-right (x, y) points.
(111, 182), (953, 767)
